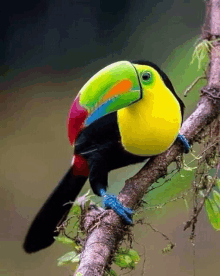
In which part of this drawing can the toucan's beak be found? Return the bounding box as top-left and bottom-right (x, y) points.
(79, 61), (141, 117)
(68, 61), (141, 145)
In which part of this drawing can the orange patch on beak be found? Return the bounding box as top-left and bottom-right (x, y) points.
(101, 79), (132, 102)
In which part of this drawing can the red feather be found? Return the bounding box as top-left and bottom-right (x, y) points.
(67, 94), (88, 145)
(72, 154), (89, 177)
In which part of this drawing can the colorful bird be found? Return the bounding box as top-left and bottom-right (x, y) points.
(23, 60), (190, 253)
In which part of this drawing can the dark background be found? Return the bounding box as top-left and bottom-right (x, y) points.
(1, 1), (219, 275)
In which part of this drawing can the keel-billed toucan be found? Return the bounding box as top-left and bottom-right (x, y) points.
(23, 60), (190, 253)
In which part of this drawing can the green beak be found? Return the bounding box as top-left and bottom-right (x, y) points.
(78, 61), (141, 124)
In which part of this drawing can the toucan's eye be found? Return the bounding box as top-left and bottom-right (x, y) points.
(141, 71), (151, 82)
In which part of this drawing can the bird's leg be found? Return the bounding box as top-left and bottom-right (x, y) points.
(89, 163), (133, 225)
(177, 134), (191, 153)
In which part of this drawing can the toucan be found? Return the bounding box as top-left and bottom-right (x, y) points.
(23, 60), (190, 253)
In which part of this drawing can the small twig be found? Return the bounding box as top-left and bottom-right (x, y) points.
(184, 168), (219, 231)
(144, 188), (193, 210)
(147, 223), (175, 250)
(201, 87), (220, 100)
(185, 137), (220, 167)
(184, 76), (206, 97)
(146, 167), (180, 193)
(87, 211), (108, 233)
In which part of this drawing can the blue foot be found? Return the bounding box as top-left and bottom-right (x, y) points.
(100, 189), (133, 225)
(177, 134), (190, 154)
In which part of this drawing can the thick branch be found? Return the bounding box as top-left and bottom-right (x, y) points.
(74, 1), (220, 275)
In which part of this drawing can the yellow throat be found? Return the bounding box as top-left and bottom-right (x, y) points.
(117, 64), (182, 156)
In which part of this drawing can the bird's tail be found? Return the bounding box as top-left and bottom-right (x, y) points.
(23, 166), (88, 253)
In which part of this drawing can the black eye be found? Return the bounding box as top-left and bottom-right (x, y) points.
(142, 71), (151, 81)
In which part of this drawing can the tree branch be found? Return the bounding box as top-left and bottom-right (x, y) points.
(74, 1), (220, 275)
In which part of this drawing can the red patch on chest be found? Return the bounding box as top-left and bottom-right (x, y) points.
(72, 154), (89, 177)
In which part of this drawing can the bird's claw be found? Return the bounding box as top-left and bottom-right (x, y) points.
(101, 193), (133, 225)
(177, 134), (191, 154)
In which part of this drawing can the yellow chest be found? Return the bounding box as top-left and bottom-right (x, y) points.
(117, 86), (182, 156)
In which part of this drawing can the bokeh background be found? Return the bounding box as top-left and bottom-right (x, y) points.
(1, 0), (219, 275)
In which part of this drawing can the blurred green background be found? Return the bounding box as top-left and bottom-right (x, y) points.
(1, 0), (219, 275)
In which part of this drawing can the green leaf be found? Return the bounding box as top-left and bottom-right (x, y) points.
(216, 179), (220, 191)
(105, 269), (118, 276)
(54, 236), (81, 251)
(54, 236), (76, 246)
(114, 248), (140, 269)
(57, 251), (80, 268)
(114, 254), (133, 268)
(205, 197), (220, 230)
(191, 39), (210, 69)
(162, 243), (175, 254)
(69, 204), (81, 216)
(213, 190), (220, 205)
(126, 249), (140, 264)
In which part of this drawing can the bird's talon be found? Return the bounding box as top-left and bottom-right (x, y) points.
(101, 193), (133, 225)
(177, 134), (191, 154)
